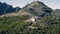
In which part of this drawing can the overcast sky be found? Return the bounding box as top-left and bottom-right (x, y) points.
(0, 0), (60, 9)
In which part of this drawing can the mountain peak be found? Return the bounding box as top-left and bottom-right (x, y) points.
(33, 1), (43, 3)
(25, 1), (46, 8)
(32, 1), (45, 5)
(23, 1), (52, 16)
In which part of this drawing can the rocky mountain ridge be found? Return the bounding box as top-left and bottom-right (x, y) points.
(0, 2), (20, 15)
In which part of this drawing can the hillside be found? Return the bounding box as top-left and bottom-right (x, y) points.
(0, 1), (60, 34)
(0, 15), (60, 34)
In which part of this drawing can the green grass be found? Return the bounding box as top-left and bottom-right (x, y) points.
(0, 16), (60, 34)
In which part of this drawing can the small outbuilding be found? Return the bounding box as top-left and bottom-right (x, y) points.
(30, 16), (41, 22)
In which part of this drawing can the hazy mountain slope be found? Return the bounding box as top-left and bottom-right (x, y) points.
(0, 2), (20, 15)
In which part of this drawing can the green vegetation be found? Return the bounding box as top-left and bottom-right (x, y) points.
(25, 16), (60, 34)
(0, 15), (60, 34)
(0, 1), (60, 34)
(0, 15), (31, 34)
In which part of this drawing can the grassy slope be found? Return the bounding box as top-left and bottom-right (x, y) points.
(0, 15), (60, 34)
(0, 15), (31, 34)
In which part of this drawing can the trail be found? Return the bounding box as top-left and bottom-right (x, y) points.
(24, 18), (38, 29)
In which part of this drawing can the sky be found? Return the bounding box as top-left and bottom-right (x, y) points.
(0, 0), (60, 9)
